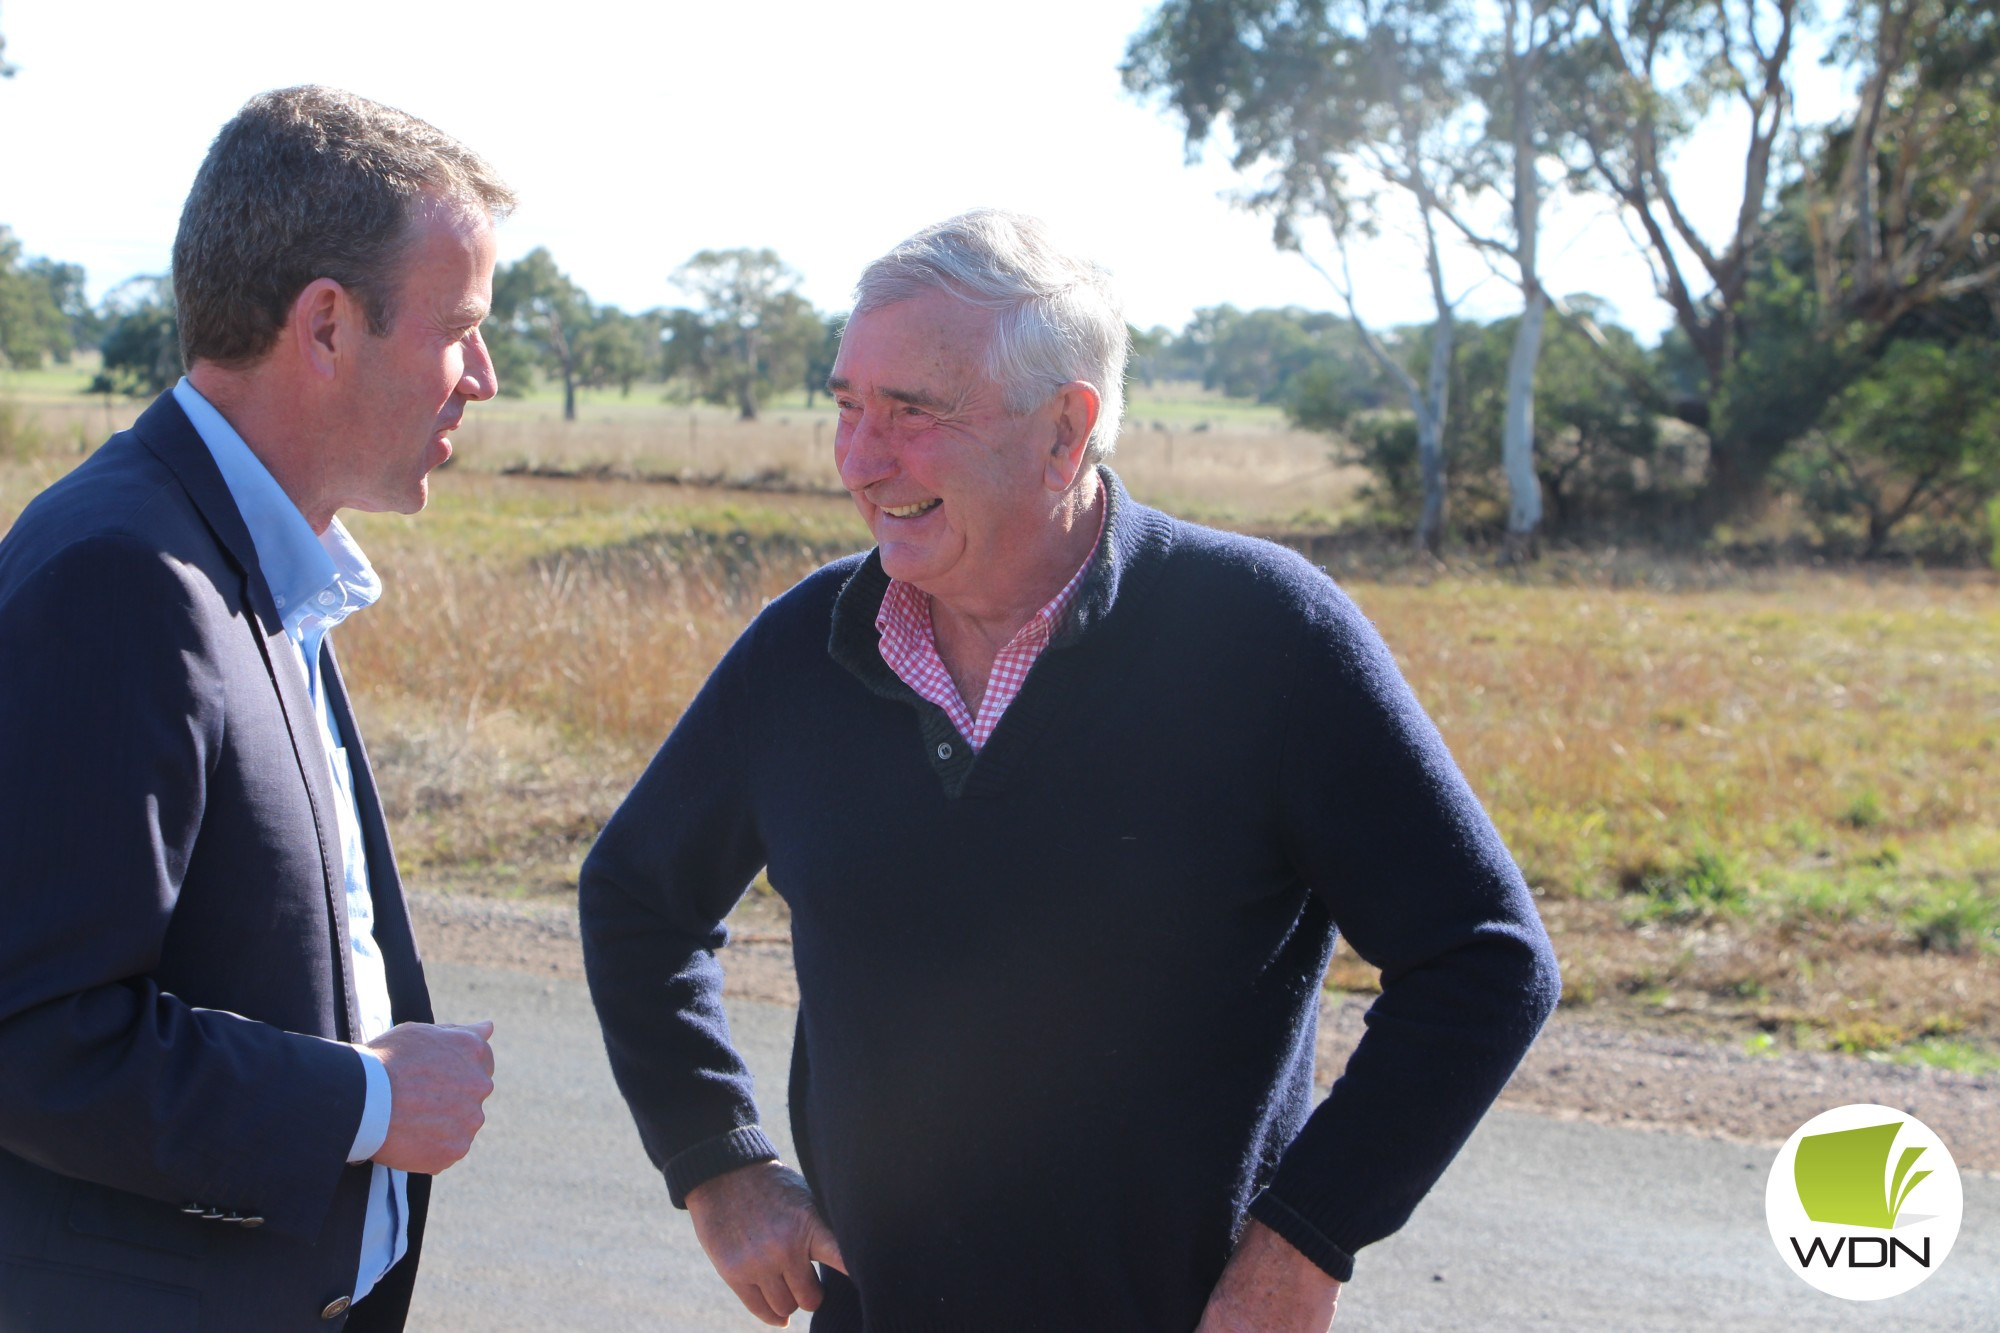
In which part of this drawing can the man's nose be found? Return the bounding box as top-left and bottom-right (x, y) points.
(460, 328), (499, 401)
(835, 409), (895, 492)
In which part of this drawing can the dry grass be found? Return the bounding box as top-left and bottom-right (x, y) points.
(1338, 574), (2000, 1058)
(4, 396), (1996, 1065)
(446, 393), (1367, 532)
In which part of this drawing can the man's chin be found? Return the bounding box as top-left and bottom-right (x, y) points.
(875, 542), (939, 587)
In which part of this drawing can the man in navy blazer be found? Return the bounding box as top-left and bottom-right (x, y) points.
(0, 88), (513, 1331)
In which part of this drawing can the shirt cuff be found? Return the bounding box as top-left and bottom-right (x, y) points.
(347, 1044), (393, 1164)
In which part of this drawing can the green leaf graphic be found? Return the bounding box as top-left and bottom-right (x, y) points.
(1896, 1136), (1928, 1216)
(1794, 1122), (1928, 1228)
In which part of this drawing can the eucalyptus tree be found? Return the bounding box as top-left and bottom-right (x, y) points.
(670, 248), (809, 421)
(1552, 0), (2000, 521)
(1126, 0), (1477, 553)
(491, 247), (593, 421)
(1451, 0), (1588, 557)
(91, 276), (180, 396)
(0, 228), (84, 367)
(1803, 0), (2000, 327)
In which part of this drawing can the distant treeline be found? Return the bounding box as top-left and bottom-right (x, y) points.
(0, 234), (845, 430)
(3, 226), (1995, 560)
(1120, 0), (2000, 562)
(1140, 299), (1998, 559)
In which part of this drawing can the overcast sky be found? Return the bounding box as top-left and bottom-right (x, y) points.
(1, 1), (1847, 342)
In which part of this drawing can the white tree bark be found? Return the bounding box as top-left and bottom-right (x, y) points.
(1502, 286), (1546, 544)
(1500, 0), (1549, 556)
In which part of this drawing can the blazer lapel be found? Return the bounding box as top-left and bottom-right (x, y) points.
(130, 392), (364, 1041)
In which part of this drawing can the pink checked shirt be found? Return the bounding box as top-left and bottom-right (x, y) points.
(875, 509), (1105, 752)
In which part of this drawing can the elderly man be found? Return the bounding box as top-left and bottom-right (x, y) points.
(0, 88), (509, 1331)
(581, 209), (1559, 1331)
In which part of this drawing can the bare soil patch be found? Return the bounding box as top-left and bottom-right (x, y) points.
(410, 891), (1998, 1175)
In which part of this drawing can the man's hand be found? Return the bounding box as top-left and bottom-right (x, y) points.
(686, 1160), (847, 1327)
(365, 1020), (496, 1174)
(1197, 1219), (1342, 1332)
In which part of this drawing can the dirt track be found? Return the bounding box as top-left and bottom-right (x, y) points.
(410, 891), (1999, 1174)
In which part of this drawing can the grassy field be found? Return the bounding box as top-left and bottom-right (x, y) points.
(3, 384), (1996, 1071)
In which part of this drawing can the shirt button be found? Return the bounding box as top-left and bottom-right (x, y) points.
(936, 742), (953, 761)
(316, 590), (339, 608)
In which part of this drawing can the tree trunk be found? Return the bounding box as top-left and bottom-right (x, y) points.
(1415, 309), (1453, 556)
(1500, 0), (1546, 564)
(1501, 288), (1547, 561)
(562, 366), (576, 423)
(738, 327), (761, 420)
(1700, 419), (1800, 529)
(1414, 211), (1455, 557)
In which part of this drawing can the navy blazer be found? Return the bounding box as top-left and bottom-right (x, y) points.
(0, 393), (433, 1332)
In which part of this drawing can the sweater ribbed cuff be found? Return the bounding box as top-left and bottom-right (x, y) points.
(1247, 1189), (1358, 1283)
(663, 1125), (780, 1208)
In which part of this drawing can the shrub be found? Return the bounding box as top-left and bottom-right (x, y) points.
(1622, 847), (1749, 923)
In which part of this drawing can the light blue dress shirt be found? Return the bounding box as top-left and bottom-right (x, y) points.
(172, 378), (408, 1303)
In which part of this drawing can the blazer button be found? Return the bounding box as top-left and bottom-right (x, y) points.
(321, 1296), (352, 1320)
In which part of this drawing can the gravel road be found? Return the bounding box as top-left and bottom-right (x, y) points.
(405, 956), (1998, 1330)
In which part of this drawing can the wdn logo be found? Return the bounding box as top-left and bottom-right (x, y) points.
(1766, 1104), (1963, 1300)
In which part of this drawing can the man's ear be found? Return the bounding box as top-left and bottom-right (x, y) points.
(1043, 380), (1102, 492)
(290, 278), (353, 382)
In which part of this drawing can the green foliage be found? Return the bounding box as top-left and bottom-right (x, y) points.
(573, 306), (664, 398)
(1887, 1038), (2000, 1075)
(490, 248), (594, 420)
(666, 249), (823, 421)
(0, 227), (88, 368)
(1783, 338), (2000, 555)
(1623, 847), (1749, 923)
(91, 276), (181, 396)
(1290, 300), (1674, 537)
(1838, 788), (1885, 831)
(1901, 891), (2000, 955)
(1178, 304), (1383, 407)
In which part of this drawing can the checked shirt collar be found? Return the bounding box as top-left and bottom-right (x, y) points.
(875, 501), (1106, 753)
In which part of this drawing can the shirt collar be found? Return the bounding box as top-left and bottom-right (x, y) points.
(874, 491), (1107, 649)
(172, 377), (381, 638)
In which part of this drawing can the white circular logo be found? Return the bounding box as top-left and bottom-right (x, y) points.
(1766, 1103), (1962, 1300)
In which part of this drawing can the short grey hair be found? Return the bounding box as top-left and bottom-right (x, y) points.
(173, 85), (516, 368)
(854, 209), (1129, 465)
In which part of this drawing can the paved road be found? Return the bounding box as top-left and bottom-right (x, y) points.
(410, 963), (1998, 1330)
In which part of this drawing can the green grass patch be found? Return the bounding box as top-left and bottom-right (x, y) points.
(1620, 847), (1750, 923)
(1882, 1037), (2000, 1075)
(1838, 787), (1886, 830)
(1901, 889), (2000, 955)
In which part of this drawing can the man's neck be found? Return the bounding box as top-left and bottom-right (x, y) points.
(927, 471), (1103, 709)
(187, 363), (338, 534)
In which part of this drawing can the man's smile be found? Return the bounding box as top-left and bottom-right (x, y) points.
(881, 498), (942, 519)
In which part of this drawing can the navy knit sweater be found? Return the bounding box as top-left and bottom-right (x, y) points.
(581, 471), (1559, 1332)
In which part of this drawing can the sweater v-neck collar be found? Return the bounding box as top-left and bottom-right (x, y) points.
(827, 466), (1178, 798)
